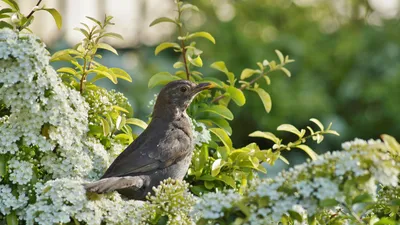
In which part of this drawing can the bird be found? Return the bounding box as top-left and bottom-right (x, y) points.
(84, 80), (213, 200)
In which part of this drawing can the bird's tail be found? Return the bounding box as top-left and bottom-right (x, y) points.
(84, 176), (144, 194)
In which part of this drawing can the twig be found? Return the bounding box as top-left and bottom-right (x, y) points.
(26, 0), (43, 19)
(177, 3), (190, 80)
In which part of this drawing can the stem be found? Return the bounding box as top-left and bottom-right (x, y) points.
(340, 203), (365, 224)
(79, 58), (88, 94)
(177, 3), (190, 80)
(26, 0), (43, 19)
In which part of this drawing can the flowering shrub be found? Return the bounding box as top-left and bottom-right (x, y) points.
(0, 0), (399, 224)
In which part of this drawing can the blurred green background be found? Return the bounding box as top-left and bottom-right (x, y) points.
(44, 0), (400, 168)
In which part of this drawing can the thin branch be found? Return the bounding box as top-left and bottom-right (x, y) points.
(26, 0), (43, 19)
(177, 3), (190, 80)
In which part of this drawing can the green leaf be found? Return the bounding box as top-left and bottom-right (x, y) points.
(217, 174), (236, 188)
(310, 118), (324, 131)
(126, 118), (148, 129)
(288, 210), (303, 222)
(240, 68), (257, 80)
(173, 62), (184, 69)
(91, 69), (117, 84)
(211, 159), (225, 177)
(181, 3), (199, 12)
(296, 145), (318, 160)
(226, 86), (245, 106)
(155, 42), (180, 55)
(201, 77), (224, 88)
(319, 198), (338, 207)
(86, 16), (102, 26)
(149, 17), (176, 27)
(112, 105), (129, 114)
(101, 32), (123, 40)
(200, 118), (232, 135)
(210, 128), (233, 149)
(114, 133), (133, 144)
(2, 0), (19, 11)
(0, 8), (13, 14)
(352, 193), (373, 204)
(210, 61), (229, 74)
(374, 218), (397, 225)
(279, 155), (290, 164)
(57, 67), (77, 75)
(0, 154), (6, 177)
(188, 55), (203, 67)
(204, 181), (215, 190)
(148, 72), (180, 88)
(6, 211), (18, 225)
(97, 43), (118, 55)
(109, 68), (132, 82)
(198, 105), (234, 120)
(249, 131), (280, 143)
(275, 49), (284, 64)
(0, 21), (13, 29)
(100, 118), (110, 136)
(280, 67), (291, 77)
(74, 27), (89, 38)
(187, 32), (216, 44)
(199, 175), (216, 181)
(40, 8), (62, 29)
(253, 88), (272, 113)
(277, 124), (302, 137)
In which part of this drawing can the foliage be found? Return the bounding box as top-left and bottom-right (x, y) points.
(0, 0), (61, 31)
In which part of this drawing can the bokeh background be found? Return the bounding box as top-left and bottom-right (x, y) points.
(10, 0), (400, 172)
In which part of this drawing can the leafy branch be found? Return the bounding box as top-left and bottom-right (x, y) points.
(0, 0), (62, 31)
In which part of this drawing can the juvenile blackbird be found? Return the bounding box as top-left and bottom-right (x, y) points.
(84, 80), (213, 200)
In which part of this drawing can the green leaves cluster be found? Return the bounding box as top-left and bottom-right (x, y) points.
(0, 0), (62, 31)
(50, 16), (146, 146)
(51, 16), (130, 94)
(188, 118), (339, 195)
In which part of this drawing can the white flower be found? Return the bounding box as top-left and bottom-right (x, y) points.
(8, 158), (33, 185)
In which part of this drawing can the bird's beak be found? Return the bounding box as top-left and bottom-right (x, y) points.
(193, 82), (214, 93)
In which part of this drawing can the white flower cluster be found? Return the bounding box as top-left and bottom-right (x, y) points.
(8, 157), (33, 185)
(143, 178), (197, 225)
(194, 189), (240, 219)
(190, 118), (211, 147)
(24, 178), (143, 225)
(0, 185), (29, 215)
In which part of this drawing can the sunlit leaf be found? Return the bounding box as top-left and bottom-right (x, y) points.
(210, 128), (233, 149)
(57, 67), (76, 75)
(148, 72), (180, 88)
(296, 145), (317, 160)
(126, 118), (148, 129)
(187, 32), (216, 44)
(211, 159), (225, 177)
(226, 86), (245, 106)
(2, 0), (19, 11)
(275, 49), (284, 64)
(253, 88), (272, 113)
(198, 105), (234, 120)
(101, 32), (123, 40)
(109, 68), (132, 82)
(155, 42), (180, 55)
(112, 105), (129, 114)
(100, 118), (110, 136)
(277, 124), (302, 137)
(280, 67), (291, 77)
(40, 8), (62, 29)
(217, 174), (236, 188)
(6, 211), (18, 225)
(97, 43), (118, 55)
(310, 118), (324, 131)
(91, 69), (117, 84)
(86, 16), (102, 26)
(240, 68), (257, 80)
(149, 17), (176, 27)
(210, 61), (229, 74)
(249, 131), (280, 143)
(181, 3), (199, 12)
(188, 55), (203, 67)
(279, 155), (289, 165)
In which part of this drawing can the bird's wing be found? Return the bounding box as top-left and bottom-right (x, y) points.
(101, 118), (191, 178)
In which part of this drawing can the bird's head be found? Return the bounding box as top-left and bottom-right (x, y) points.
(153, 80), (213, 118)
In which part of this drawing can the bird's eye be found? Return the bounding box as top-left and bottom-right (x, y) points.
(180, 86), (188, 93)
